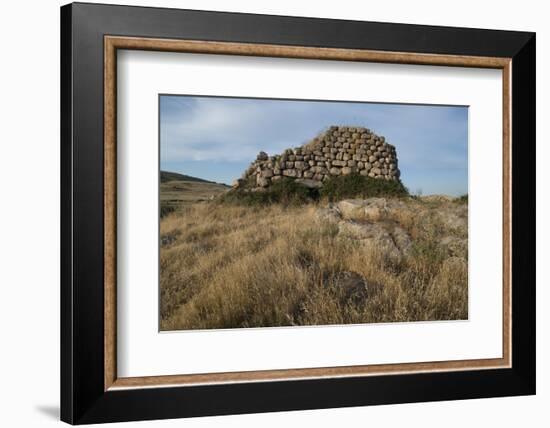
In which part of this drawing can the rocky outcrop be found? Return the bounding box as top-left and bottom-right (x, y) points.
(315, 198), (413, 263)
(313, 196), (468, 263)
(234, 125), (400, 190)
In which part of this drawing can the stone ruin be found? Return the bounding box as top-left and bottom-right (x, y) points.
(233, 126), (400, 190)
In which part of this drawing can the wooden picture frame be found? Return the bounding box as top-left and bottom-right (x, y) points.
(61, 2), (535, 424)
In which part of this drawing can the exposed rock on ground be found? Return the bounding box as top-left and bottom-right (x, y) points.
(315, 196), (467, 264)
(392, 226), (413, 255)
(314, 206), (341, 224)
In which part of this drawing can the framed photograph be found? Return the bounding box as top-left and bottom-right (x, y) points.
(61, 2), (535, 424)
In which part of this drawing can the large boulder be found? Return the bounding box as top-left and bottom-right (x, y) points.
(337, 198), (390, 222)
(337, 199), (366, 219)
(362, 198), (388, 221)
(296, 178), (323, 189)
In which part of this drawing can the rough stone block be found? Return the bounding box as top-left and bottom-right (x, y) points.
(257, 176), (270, 187)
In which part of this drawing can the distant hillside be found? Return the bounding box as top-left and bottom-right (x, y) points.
(160, 171), (230, 217)
(160, 170), (223, 185)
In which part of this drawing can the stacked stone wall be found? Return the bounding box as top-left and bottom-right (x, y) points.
(234, 125), (400, 189)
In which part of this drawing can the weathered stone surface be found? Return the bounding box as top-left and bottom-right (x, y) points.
(311, 197), (469, 270)
(392, 226), (412, 255)
(296, 178), (323, 189)
(371, 167), (382, 175)
(342, 167), (353, 175)
(315, 206), (341, 223)
(337, 199), (366, 219)
(256, 176), (270, 187)
(337, 221), (401, 261)
(363, 198), (387, 221)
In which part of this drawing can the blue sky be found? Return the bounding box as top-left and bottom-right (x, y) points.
(160, 95), (468, 196)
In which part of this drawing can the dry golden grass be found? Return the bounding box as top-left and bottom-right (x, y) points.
(160, 179), (229, 216)
(160, 197), (468, 331)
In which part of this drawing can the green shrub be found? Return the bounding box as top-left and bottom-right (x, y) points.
(321, 173), (408, 202)
(221, 178), (319, 206)
(160, 204), (176, 218)
(455, 194), (468, 204)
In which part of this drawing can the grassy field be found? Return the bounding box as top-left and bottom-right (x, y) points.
(160, 171), (230, 217)
(159, 189), (468, 331)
